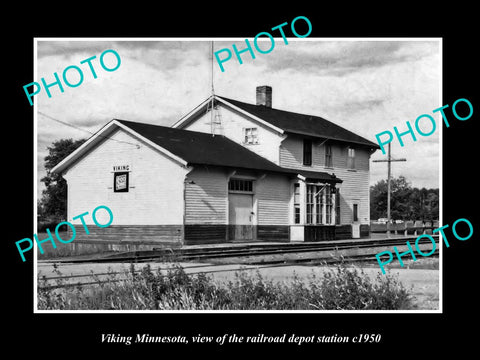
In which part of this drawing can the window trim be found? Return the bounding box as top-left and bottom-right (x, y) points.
(243, 127), (259, 145)
(347, 147), (355, 169)
(305, 184), (335, 225)
(228, 178), (254, 193)
(353, 203), (359, 222)
(303, 139), (313, 166)
(325, 144), (333, 168)
(335, 190), (341, 225)
(293, 183), (300, 224)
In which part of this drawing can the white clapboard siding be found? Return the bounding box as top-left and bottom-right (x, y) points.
(184, 167), (228, 224)
(334, 168), (370, 225)
(279, 135), (370, 172)
(63, 128), (188, 225)
(255, 174), (291, 225)
(183, 103), (284, 164)
(280, 135), (372, 225)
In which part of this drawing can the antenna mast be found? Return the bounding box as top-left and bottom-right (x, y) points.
(211, 40), (214, 96)
(209, 41), (223, 136)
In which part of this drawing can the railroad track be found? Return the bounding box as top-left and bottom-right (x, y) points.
(45, 235), (439, 264)
(37, 236), (439, 290)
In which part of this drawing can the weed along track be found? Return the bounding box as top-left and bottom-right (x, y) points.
(37, 236), (438, 290)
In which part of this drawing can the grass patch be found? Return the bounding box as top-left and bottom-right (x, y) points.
(38, 263), (414, 310)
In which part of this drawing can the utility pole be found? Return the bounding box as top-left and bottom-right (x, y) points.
(372, 142), (406, 237)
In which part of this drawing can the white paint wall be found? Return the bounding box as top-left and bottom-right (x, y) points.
(280, 135), (372, 225)
(255, 174), (291, 225)
(184, 167), (293, 226)
(184, 167), (228, 225)
(182, 104), (285, 165)
(63, 128), (188, 225)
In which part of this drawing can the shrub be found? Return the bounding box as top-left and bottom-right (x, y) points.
(309, 265), (412, 310)
(37, 263), (414, 310)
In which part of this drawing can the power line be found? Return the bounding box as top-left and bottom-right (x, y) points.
(38, 111), (140, 148)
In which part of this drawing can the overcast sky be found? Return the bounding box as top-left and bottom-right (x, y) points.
(35, 38), (441, 198)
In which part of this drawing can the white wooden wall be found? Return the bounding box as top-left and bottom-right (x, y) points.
(182, 104), (284, 165)
(280, 135), (372, 225)
(63, 128), (188, 225)
(185, 167), (292, 226)
(184, 167), (228, 225)
(255, 174), (291, 225)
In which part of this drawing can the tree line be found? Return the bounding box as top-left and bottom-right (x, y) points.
(38, 138), (86, 225)
(370, 175), (439, 222)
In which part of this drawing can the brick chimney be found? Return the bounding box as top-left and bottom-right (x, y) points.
(256, 85), (272, 108)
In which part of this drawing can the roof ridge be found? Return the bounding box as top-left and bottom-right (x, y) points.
(217, 95), (330, 119)
(115, 118), (231, 138)
(216, 95), (379, 148)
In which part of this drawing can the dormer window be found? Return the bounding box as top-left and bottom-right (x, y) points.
(244, 128), (259, 144)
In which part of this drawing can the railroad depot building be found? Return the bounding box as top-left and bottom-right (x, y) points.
(52, 86), (380, 250)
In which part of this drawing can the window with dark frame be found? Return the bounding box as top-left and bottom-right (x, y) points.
(114, 171), (129, 192)
(325, 185), (332, 224)
(228, 179), (253, 192)
(325, 144), (332, 167)
(294, 183), (300, 224)
(335, 190), (341, 225)
(353, 203), (359, 222)
(303, 139), (312, 166)
(244, 128), (259, 144)
(316, 189), (323, 224)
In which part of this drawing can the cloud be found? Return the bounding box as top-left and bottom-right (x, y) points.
(264, 40), (439, 76)
(35, 38), (441, 197)
(37, 40), (117, 58)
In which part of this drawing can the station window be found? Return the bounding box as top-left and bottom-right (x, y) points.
(347, 147), (355, 169)
(335, 190), (341, 225)
(303, 139), (312, 166)
(325, 144), (333, 167)
(306, 184), (334, 225)
(114, 172), (129, 192)
(325, 186), (333, 224)
(294, 183), (300, 224)
(306, 184), (323, 224)
(229, 179), (253, 192)
(244, 128), (259, 144)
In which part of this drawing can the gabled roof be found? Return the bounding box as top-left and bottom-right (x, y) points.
(51, 119), (341, 183)
(217, 96), (380, 149)
(114, 119), (283, 172)
(116, 120), (340, 182)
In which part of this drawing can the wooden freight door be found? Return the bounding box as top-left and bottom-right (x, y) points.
(228, 193), (254, 240)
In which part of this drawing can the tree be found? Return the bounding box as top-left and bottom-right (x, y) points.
(370, 179), (387, 220)
(370, 176), (439, 221)
(370, 176), (411, 221)
(38, 138), (86, 221)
